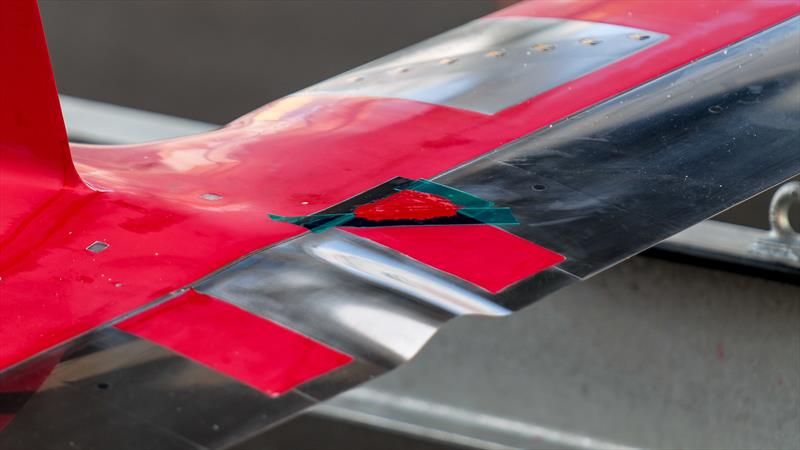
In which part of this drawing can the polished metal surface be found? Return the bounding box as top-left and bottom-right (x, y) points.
(436, 17), (800, 278)
(0, 329), (315, 450)
(187, 225), (576, 407)
(56, 91), (791, 270)
(306, 235), (509, 316)
(769, 181), (800, 238)
(194, 229), (505, 368)
(301, 17), (666, 114)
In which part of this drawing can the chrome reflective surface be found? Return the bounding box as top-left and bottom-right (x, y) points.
(60, 95), (218, 144)
(307, 236), (509, 316)
(194, 229), (510, 367)
(55, 91), (788, 271)
(302, 18), (666, 114)
(769, 181), (800, 239)
(193, 228), (573, 399)
(0, 329), (315, 450)
(749, 181), (800, 267)
(436, 17), (800, 277)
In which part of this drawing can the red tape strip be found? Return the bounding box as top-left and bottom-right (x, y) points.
(117, 290), (352, 396)
(346, 225), (565, 293)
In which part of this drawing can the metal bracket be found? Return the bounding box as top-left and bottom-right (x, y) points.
(748, 182), (800, 267)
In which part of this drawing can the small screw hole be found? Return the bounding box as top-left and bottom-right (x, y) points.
(97, 382), (110, 390)
(533, 184), (547, 191)
(86, 241), (109, 253)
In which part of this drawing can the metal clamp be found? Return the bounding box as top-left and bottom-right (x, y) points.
(749, 181), (800, 267)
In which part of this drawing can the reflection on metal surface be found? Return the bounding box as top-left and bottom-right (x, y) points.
(769, 182), (800, 238)
(57, 91), (788, 273)
(59, 95), (218, 144)
(302, 18), (666, 114)
(307, 237), (509, 316)
(318, 387), (640, 450)
(436, 17), (800, 277)
(194, 229), (513, 366)
(749, 182), (800, 267)
(191, 228), (573, 375)
(0, 329), (315, 450)
(295, 359), (385, 403)
(329, 303), (438, 362)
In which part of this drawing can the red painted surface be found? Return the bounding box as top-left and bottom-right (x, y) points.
(0, 1), (80, 189)
(347, 225), (565, 293)
(354, 190), (460, 221)
(116, 290), (352, 396)
(0, 0), (86, 294)
(2, 0), (798, 370)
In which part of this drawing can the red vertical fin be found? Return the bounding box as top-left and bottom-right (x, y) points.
(0, 1), (83, 255)
(0, 0), (79, 186)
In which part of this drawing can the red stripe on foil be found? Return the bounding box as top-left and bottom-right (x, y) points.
(346, 225), (565, 293)
(116, 290), (352, 396)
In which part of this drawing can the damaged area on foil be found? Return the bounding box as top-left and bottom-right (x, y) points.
(269, 178), (518, 233)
